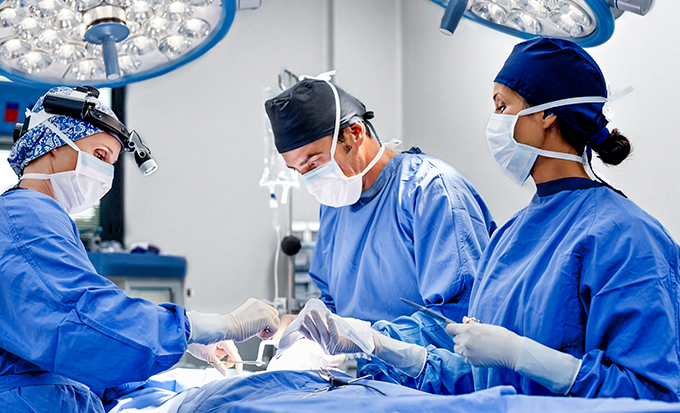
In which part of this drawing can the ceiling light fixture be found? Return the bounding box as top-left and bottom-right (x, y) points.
(433, 0), (654, 47)
(0, 0), (259, 87)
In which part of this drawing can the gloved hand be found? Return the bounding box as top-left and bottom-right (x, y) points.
(223, 298), (280, 342)
(300, 309), (426, 377)
(187, 298), (280, 345)
(446, 317), (582, 394)
(187, 340), (243, 375)
(300, 309), (364, 354)
(445, 317), (523, 370)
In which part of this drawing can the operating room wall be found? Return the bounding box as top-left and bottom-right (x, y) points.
(401, 1), (680, 237)
(123, 0), (402, 314)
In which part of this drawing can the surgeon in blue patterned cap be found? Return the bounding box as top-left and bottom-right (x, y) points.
(8, 86), (123, 214)
(443, 37), (680, 400)
(0, 86), (281, 411)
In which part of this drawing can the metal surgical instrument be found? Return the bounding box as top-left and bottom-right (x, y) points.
(399, 297), (457, 324)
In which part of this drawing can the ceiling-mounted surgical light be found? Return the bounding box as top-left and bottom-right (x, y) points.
(0, 0), (260, 87)
(432, 0), (655, 47)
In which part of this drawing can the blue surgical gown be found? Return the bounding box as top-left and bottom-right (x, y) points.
(468, 178), (680, 400)
(0, 188), (189, 411)
(360, 312), (474, 395)
(309, 148), (496, 323)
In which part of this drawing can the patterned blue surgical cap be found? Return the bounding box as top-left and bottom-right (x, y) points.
(494, 37), (608, 136)
(7, 86), (119, 177)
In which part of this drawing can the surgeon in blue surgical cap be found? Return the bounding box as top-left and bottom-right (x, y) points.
(0, 86), (280, 412)
(265, 77), (496, 325)
(444, 37), (680, 400)
(295, 38), (680, 401)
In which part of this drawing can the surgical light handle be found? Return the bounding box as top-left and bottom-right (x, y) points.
(440, 0), (468, 36)
(606, 0), (654, 15)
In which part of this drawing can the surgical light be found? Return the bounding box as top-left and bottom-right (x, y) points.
(432, 0), (655, 47)
(0, 0), (259, 87)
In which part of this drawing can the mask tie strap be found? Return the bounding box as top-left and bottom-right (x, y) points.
(43, 121), (81, 153)
(20, 123), (81, 181)
(528, 146), (585, 164)
(517, 96), (609, 117)
(299, 70), (335, 82)
(360, 145), (385, 176)
(602, 85), (634, 122)
(583, 86), (633, 188)
(298, 71), (341, 159)
(323, 80), (341, 160)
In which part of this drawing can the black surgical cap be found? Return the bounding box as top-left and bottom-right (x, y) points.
(265, 78), (370, 154)
(495, 37), (608, 136)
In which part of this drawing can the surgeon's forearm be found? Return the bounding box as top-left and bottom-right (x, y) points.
(371, 331), (427, 377)
(186, 310), (231, 344)
(514, 337), (581, 395)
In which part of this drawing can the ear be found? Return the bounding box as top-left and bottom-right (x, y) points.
(349, 123), (365, 148)
(541, 111), (558, 131)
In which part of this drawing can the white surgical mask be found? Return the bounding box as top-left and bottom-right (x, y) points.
(486, 96), (609, 186)
(21, 121), (114, 214)
(300, 80), (385, 207)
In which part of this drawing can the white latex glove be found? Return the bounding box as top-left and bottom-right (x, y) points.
(300, 309), (426, 377)
(299, 309), (364, 355)
(224, 298), (280, 342)
(187, 340), (243, 375)
(188, 298), (280, 344)
(446, 317), (582, 394)
(445, 317), (523, 369)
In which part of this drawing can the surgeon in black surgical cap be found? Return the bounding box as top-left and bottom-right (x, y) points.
(265, 77), (496, 329)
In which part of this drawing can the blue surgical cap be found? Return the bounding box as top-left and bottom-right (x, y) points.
(265, 79), (371, 154)
(495, 37), (608, 136)
(8, 86), (119, 177)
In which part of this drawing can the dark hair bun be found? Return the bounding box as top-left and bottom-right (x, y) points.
(594, 129), (631, 166)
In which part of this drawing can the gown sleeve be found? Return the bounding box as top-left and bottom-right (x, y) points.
(569, 211), (680, 400)
(0, 194), (188, 390)
(359, 313), (474, 395)
(408, 173), (483, 322)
